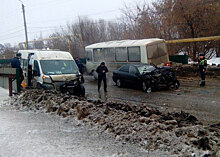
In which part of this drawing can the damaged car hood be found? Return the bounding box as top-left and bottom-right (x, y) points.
(49, 74), (77, 82)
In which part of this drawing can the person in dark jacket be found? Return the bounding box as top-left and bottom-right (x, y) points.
(11, 54), (24, 87)
(75, 57), (84, 83)
(96, 62), (108, 92)
(75, 57), (83, 73)
(198, 53), (207, 86)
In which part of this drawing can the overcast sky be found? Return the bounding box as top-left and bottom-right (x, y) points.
(0, 0), (153, 46)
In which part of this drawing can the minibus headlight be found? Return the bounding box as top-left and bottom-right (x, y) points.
(42, 75), (52, 83)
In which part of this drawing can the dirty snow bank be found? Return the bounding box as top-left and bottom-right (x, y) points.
(172, 63), (220, 78)
(9, 89), (220, 156)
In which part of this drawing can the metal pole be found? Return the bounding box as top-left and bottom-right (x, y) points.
(8, 75), (12, 96)
(21, 3), (29, 49)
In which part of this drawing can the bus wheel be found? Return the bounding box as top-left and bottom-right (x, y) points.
(116, 79), (122, 87)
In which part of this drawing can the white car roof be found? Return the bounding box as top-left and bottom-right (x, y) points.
(19, 50), (73, 60)
(85, 38), (165, 49)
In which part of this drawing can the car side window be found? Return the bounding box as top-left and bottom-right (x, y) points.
(119, 65), (129, 73)
(129, 66), (138, 75)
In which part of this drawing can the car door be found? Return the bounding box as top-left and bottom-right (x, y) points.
(118, 65), (130, 84)
(32, 60), (41, 87)
(127, 65), (140, 84)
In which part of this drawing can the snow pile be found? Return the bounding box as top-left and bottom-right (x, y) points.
(8, 89), (220, 156)
(178, 51), (185, 55)
(207, 57), (220, 65)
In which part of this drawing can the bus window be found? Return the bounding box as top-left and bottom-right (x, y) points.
(86, 50), (92, 61)
(23, 59), (28, 68)
(128, 47), (140, 62)
(115, 47), (127, 62)
(21, 59), (28, 69)
(93, 49), (105, 62)
(104, 48), (115, 62)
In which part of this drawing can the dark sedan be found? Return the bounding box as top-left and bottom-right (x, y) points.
(112, 64), (180, 92)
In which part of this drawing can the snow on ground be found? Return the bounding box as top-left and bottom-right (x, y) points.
(0, 87), (9, 105)
(207, 57), (220, 65)
(188, 57), (220, 65)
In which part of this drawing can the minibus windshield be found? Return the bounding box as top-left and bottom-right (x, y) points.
(40, 60), (78, 75)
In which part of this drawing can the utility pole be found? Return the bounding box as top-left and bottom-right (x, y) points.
(20, 1), (29, 49)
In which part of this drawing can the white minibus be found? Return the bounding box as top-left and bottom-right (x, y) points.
(85, 38), (169, 78)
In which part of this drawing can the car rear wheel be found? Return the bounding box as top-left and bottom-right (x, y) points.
(92, 71), (98, 80)
(116, 79), (122, 87)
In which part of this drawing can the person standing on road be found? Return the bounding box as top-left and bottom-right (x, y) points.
(11, 53), (24, 87)
(75, 57), (84, 83)
(198, 53), (207, 86)
(96, 62), (108, 92)
(75, 57), (83, 73)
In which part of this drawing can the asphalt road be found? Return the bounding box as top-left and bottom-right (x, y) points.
(0, 87), (173, 157)
(84, 75), (220, 125)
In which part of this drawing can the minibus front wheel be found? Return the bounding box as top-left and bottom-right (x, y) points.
(76, 84), (85, 97)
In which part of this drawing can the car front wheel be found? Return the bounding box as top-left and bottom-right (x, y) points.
(142, 81), (147, 91)
(77, 84), (85, 97)
(142, 81), (151, 92)
(171, 80), (180, 90)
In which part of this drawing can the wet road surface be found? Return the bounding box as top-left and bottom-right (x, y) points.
(84, 75), (220, 125)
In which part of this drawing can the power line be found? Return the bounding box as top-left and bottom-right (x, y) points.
(0, 29), (24, 38)
(0, 26), (23, 33)
(27, 17), (72, 25)
(80, 9), (120, 17)
(27, 0), (71, 9)
(28, 0), (63, 7)
(25, 4), (128, 25)
(0, 33), (24, 42)
(29, 26), (63, 29)
(28, 29), (58, 34)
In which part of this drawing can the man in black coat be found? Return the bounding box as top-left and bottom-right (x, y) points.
(96, 62), (108, 92)
(75, 57), (83, 73)
(11, 54), (24, 87)
(75, 57), (84, 83)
